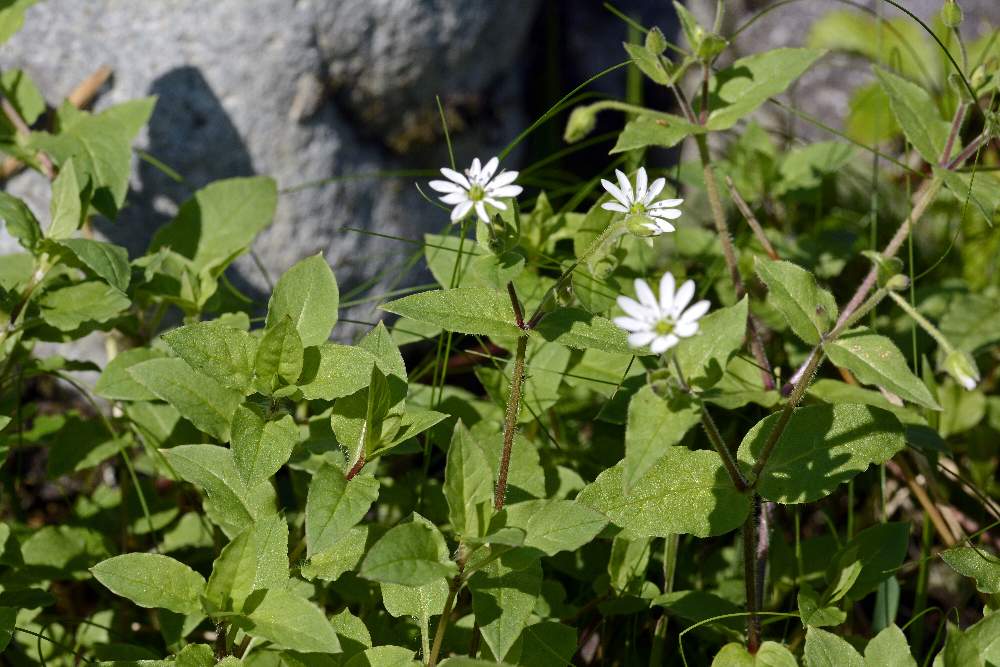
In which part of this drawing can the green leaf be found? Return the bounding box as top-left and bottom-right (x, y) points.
(149, 176), (278, 274)
(305, 465), (379, 557)
(805, 627), (864, 667)
(239, 589), (341, 654)
(738, 404), (906, 504)
(378, 408), (448, 454)
(205, 515), (288, 612)
(674, 296), (749, 388)
(469, 554), (542, 661)
(301, 525), (369, 582)
(706, 48), (826, 131)
(381, 287), (522, 338)
(57, 238), (131, 292)
(444, 421), (494, 539)
(623, 385), (700, 493)
(128, 358), (242, 441)
(776, 141), (856, 194)
(0, 606), (16, 653)
(38, 281), (130, 331)
(500, 499), (606, 556)
(95, 348), (166, 401)
(254, 316), (304, 393)
(623, 42), (671, 85)
(798, 582), (847, 628)
(611, 115), (704, 153)
(0, 191), (41, 250)
(161, 444), (277, 538)
(833, 522), (910, 599)
(0, 1), (37, 46)
(31, 98), (155, 217)
(91, 553), (205, 615)
(345, 646), (418, 667)
(0, 69), (44, 128)
(864, 624), (916, 667)
(230, 404), (299, 486)
(825, 329), (939, 409)
(755, 258), (837, 345)
(711, 642), (798, 667)
(578, 446), (751, 537)
(162, 322), (258, 395)
(940, 546), (1000, 594)
(297, 343), (380, 401)
(359, 521), (457, 586)
(330, 366), (394, 461)
(266, 254), (339, 347)
(533, 308), (632, 354)
(874, 67), (949, 164)
(47, 158), (84, 239)
(381, 577), (449, 654)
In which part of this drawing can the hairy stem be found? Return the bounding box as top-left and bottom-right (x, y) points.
(725, 175), (779, 260)
(494, 334), (528, 511)
(700, 405), (748, 492)
(743, 496), (761, 653)
(940, 101), (968, 165)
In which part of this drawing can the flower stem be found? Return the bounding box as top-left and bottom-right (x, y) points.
(700, 404), (748, 492)
(495, 333), (528, 511)
(427, 548), (468, 667)
(743, 495), (762, 653)
(649, 534), (680, 667)
(886, 290), (953, 352)
(725, 175), (779, 260)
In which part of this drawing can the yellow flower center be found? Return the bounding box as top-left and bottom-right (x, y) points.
(655, 318), (675, 335)
(468, 184), (486, 201)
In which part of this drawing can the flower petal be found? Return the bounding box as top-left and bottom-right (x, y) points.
(659, 272), (676, 312)
(484, 197), (507, 210)
(649, 208), (682, 220)
(679, 299), (711, 323)
(644, 177), (666, 204)
(634, 278), (658, 310)
(475, 201), (489, 223)
(602, 202), (629, 213)
(440, 192), (469, 205)
(489, 170), (519, 188)
(648, 220), (675, 233)
(615, 169), (634, 204)
(629, 331), (657, 348)
(429, 179), (465, 194)
(469, 158), (482, 180)
(440, 168), (471, 189)
(652, 198), (684, 208)
(673, 280), (696, 315)
(614, 316), (649, 332)
(601, 178), (628, 206)
(635, 167), (648, 203)
(674, 321), (699, 337)
(617, 295), (652, 321)
(481, 157), (499, 182)
(489, 184), (523, 198)
(650, 334), (679, 354)
(451, 200), (473, 222)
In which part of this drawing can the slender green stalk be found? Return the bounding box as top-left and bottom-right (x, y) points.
(495, 334), (529, 511)
(428, 548), (468, 667)
(649, 534), (680, 666)
(886, 291), (953, 351)
(700, 405), (748, 492)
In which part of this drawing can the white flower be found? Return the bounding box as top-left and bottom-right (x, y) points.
(428, 156), (523, 223)
(601, 167), (683, 235)
(614, 273), (710, 354)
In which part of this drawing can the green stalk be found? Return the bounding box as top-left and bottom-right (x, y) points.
(649, 534), (680, 666)
(494, 333), (528, 511)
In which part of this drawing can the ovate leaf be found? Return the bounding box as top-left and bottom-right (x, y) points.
(91, 553), (205, 614)
(38, 282), (130, 331)
(623, 385), (700, 493)
(611, 116), (704, 153)
(444, 421), (494, 539)
(162, 322), (257, 394)
(0, 192), (42, 250)
(205, 515), (288, 612)
(755, 258), (837, 345)
(359, 521), (457, 587)
(469, 554), (542, 661)
(230, 404), (299, 486)
(57, 238), (131, 292)
(874, 67), (949, 164)
(738, 404), (905, 504)
(305, 465), (380, 557)
(381, 287), (522, 338)
(804, 627), (864, 667)
(266, 254), (339, 347)
(239, 589), (341, 654)
(500, 499), (606, 556)
(940, 546), (1000, 594)
(711, 642), (798, 667)
(254, 316), (304, 393)
(674, 296), (749, 388)
(47, 158), (83, 239)
(95, 348), (166, 401)
(533, 307), (632, 354)
(864, 624), (916, 667)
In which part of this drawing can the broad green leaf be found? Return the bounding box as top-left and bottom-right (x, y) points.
(706, 48), (826, 131)
(47, 158), (83, 239)
(623, 385), (700, 493)
(330, 366), (394, 460)
(205, 515), (288, 612)
(807, 12), (934, 82)
(833, 522), (910, 599)
(500, 499), (606, 556)
(874, 67), (949, 164)
(469, 553), (542, 661)
(0, 68), (44, 127)
(239, 589), (341, 654)
(57, 238), (131, 292)
(776, 141), (855, 194)
(711, 642), (798, 667)
(359, 321), (407, 382)
(329, 608), (373, 660)
(359, 521), (457, 586)
(798, 582), (846, 628)
(865, 624), (916, 667)
(825, 329), (939, 409)
(38, 282), (130, 331)
(128, 358), (242, 441)
(378, 408), (448, 453)
(298, 343), (378, 401)
(0, 191), (41, 250)
(738, 404), (905, 504)
(533, 308), (632, 354)
(254, 316), (304, 393)
(381, 287), (522, 338)
(95, 348), (166, 401)
(344, 646), (417, 667)
(623, 42), (671, 85)
(266, 254), (339, 347)
(438, 660), (514, 667)
(162, 444), (277, 538)
(174, 644), (214, 667)
(940, 546), (1000, 594)
(610, 116), (704, 153)
(755, 258), (837, 345)
(510, 622), (578, 667)
(305, 465), (379, 557)
(162, 322), (257, 395)
(21, 524), (109, 572)
(938, 167), (1000, 226)
(301, 525), (369, 582)
(31, 98), (155, 217)
(0, 607), (16, 652)
(0, 1), (37, 46)
(805, 627), (864, 667)
(149, 176), (278, 274)
(608, 531), (652, 593)
(578, 446), (751, 537)
(91, 553), (205, 615)
(674, 296), (749, 389)
(230, 404), (299, 486)
(444, 421), (494, 539)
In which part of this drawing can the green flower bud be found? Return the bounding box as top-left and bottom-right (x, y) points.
(862, 250), (904, 288)
(941, 0), (963, 28)
(885, 274), (910, 292)
(555, 279), (574, 307)
(696, 33), (729, 60)
(970, 64), (989, 90)
(645, 26), (667, 55)
(943, 349), (979, 391)
(626, 214), (660, 238)
(565, 105), (598, 143)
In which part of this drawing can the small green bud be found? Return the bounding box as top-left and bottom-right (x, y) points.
(941, 0), (963, 28)
(970, 64), (989, 90)
(645, 26), (667, 55)
(555, 279), (574, 307)
(696, 33), (729, 60)
(625, 214), (659, 238)
(564, 105), (598, 143)
(943, 349), (979, 391)
(885, 274), (910, 292)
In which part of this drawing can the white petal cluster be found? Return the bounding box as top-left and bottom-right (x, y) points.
(429, 157), (523, 223)
(601, 167), (683, 235)
(614, 273), (710, 354)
